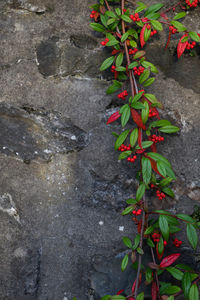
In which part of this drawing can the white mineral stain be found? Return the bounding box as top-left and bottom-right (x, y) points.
(119, 226), (124, 232)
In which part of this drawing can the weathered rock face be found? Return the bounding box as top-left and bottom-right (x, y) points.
(0, 0), (200, 299)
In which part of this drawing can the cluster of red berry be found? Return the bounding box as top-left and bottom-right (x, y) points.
(133, 66), (145, 76)
(169, 26), (178, 34)
(185, 0), (199, 8)
(118, 144), (131, 152)
(173, 238), (182, 247)
(186, 41), (196, 50)
(152, 233), (167, 246)
(127, 155), (137, 163)
(150, 29), (157, 37)
(129, 48), (138, 55)
(156, 190), (166, 200)
(118, 90), (128, 100)
(101, 38), (109, 46)
(130, 12), (140, 22)
(90, 10), (97, 18)
(132, 209), (142, 215)
(150, 135), (164, 143)
(149, 109), (157, 118)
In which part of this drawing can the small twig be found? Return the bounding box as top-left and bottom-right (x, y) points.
(150, 247), (162, 300)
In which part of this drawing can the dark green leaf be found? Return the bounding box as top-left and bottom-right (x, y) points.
(115, 66), (126, 72)
(137, 247), (144, 255)
(122, 205), (134, 215)
(136, 292), (144, 300)
(157, 161), (167, 177)
(90, 23), (105, 32)
(176, 264), (194, 271)
(134, 50), (145, 59)
(157, 236), (164, 254)
(116, 53), (124, 67)
(139, 69), (150, 84)
(136, 183), (146, 201)
(187, 223), (198, 249)
(136, 141), (153, 149)
(182, 272), (192, 299)
(121, 15), (132, 23)
(159, 177), (173, 187)
(100, 14), (109, 28)
(143, 78), (155, 87)
(147, 153), (171, 167)
(161, 285), (181, 295)
(159, 215), (169, 241)
(141, 101), (149, 124)
(147, 238), (155, 247)
(107, 80), (123, 94)
(151, 120), (171, 127)
(126, 198), (137, 204)
(132, 102), (146, 110)
(123, 236), (132, 248)
(105, 11), (117, 18)
(115, 130), (130, 150)
(135, 2), (147, 13)
(121, 105), (131, 127)
(128, 61), (139, 69)
(189, 284), (199, 300)
(145, 267), (153, 283)
(162, 187), (175, 198)
(142, 62), (158, 74)
(115, 8), (121, 16)
(100, 56), (115, 71)
(142, 157), (152, 185)
(176, 214), (195, 223)
(132, 91), (144, 103)
(130, 128), (138, 147)
(144, 226), (154, 235)
(166, 267), (183, 280)
(133, 234), (141, 250)
(144, 3), (164, 17)
(107, 18), (117, 26)
(121, 32), (129, 42)
(169, 226), (181, 233)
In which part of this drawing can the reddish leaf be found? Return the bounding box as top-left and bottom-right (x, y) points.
(151, 107), (160, 119)
(140, 24), (147, 48)
(132, 273), (142, 294)
(177, 34), (188, 59)
(137, 220), (142, 233)
(106, 111), (120, 125)
(138, 128), (143, 149)
(131, 109), (146, 130)
(100, 5), (106, 14)
(114, 71), (118, 79)
(94, 12), (100, 22)
(165, 31), (172, 49)
(148, 136), (157, 153)
(160, 13), (169, 20)
(116, 32), (122, 39)
(152, 280), (158, 300)
(117, 289), (124, 295)
(160, 253), (181, 268)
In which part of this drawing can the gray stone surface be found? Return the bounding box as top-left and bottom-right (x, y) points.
(0, 0), (200, 299)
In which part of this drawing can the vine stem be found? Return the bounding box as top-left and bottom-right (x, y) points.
(150, 247), (161, 300)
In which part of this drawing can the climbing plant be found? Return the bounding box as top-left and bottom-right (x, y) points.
(89, 0), (200, 299)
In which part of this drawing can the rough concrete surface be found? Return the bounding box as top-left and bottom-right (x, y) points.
(0, 0), (200, 299)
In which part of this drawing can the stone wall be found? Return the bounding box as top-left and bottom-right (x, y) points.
(0, 0), (200, 299)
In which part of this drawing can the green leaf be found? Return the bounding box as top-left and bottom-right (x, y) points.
(130, 128), (138, 147)
(116, 53), (124, 67)
(161, 285), (181, 295)
(107, 80), (123, 94)
(144, 226), (154, 235)
(159, 126), (179, 133)
(118, 151), (132, 160)
(121, 254), (128, 272)
(189, 284), (199, 300)
(147, 152), (171, 167)
(157, 236), (164, 254)
(162, 187), (175, 198)
(147, 238), (155, 247)
(169, 226), (181, 233)
(136, 141), (153, 149)
(123, 236), (132, 248)
(166, 267), (183, 280)
(107, 18), (117, 26)
(176, 264), (194, 271)
(115, 66), (126, 72)
(182, 272), (192, 299)
(121, 106), (131, 127)
(159, 215), (169, 241)
(173, 12), (186, 20)
(115, 130), (130, 150)
(121, 15), (132, 23)
(128, 61), (139, 69)
(171, 20), (187, 32)
(159, 177), (173, 187)
(132, 102), (146, 110)
(100, 56), (115, 71)
(151, 120), (171, 127)
(176, 214), (195, 223)
(137, 247), (144, 255)
(151, 20), (163, 31)
(135, 2), (147, 13)
(111, 296), (126, 300)
(142, 61), (158, 74)
(157, 161), (167, 177)
(144, 3), (164, 17)
(105, 11), (117, 18)
(145, 267), (153, 283)
(136, 183), (146, 201)
(134, 50), (145, 59)
(142, 157), (152, 185)
(126, 198), (137, 204)
(141, 101), (149, 124)
(139, 69), (150, 84)
(106, 39), (119, 46)
(189, 31), (200, 42)
(133, 234), (141, 250)
(167, 297), (174, 300)
(115, 8), (121, 16)
(122, 206), (134, 215)
(136, 292), (144, 300)
(100, 14), (109, 28)
(187, 223), (198, 249)
(144, 28), (151, 42)
(132, 91), (144, 103)
(121, 32), (129, 42)
(129, 40), (137, 48)
(143, 78), (155, 87)
(90, 23), (105, 32)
